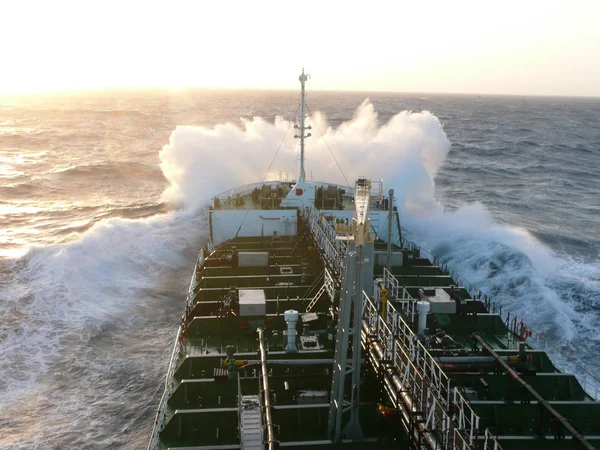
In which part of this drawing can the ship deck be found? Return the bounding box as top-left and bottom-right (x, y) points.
(150, 231), (600, 450)
(152, 235), (407, 450)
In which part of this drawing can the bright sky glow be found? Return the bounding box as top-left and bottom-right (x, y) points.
(1, 0), (599, 96)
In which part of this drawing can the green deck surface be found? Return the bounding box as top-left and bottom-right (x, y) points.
(150, 233), (598, 450)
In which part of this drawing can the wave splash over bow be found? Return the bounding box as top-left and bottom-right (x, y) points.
(159, 100), (449, 213)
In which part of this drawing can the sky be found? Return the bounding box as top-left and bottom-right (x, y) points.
(1, 0), (599, 97)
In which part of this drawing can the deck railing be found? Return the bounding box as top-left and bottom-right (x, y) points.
(148, 252), (202, 450)
(324, 268), (335, 301)
(482, 428), (503, 450)
(147, 325), (183, 450)
(382, 267), (416, 322)
(363, 292), (480, 449)
(185, 249), (206, 310)
(302, 208), (347, 280)
(529, 329), (600, 399)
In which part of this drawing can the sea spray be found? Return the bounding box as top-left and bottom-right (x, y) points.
(404, 204), (577, 339)
(0, 208), (206, 407)
(158, 100), (451, 212)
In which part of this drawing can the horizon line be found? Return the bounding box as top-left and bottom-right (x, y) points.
(1, 85), (599, 100)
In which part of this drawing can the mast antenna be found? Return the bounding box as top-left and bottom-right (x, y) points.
(294, 69), (311, 182)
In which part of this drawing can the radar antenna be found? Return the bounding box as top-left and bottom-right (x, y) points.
(294, 69), (311, 182)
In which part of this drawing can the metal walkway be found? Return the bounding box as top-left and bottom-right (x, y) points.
(362, 292), (481, 449)
(239, 395), (262, 450)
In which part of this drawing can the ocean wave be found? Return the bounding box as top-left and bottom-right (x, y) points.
(49, 161), (164, 180)
(0, 208), (207, 408)
(160, 101), (450, 211)
(0, 182), (48, 198)
(405, 201), (600, 378)
(48, 202), (170, 236)
(0, 133), (51, 148)
(531, 230), (598, 257)
(17, 107), (150, 120)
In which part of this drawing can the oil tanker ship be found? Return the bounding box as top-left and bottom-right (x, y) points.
(147, 71), (600, 450)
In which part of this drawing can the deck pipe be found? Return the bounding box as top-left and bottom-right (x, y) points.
(243, 359), (342, 366)
(375, 344), (443, 449)
(258, 328), (278, 450)
(362, 321), (443, 450)
(434, 355), (525, 364)
(386, 189), (394, 271)
(417, 300), (430, 335)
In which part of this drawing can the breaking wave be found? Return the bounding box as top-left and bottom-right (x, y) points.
(0, 209), (206, 408)
(159, 100), (450, 212)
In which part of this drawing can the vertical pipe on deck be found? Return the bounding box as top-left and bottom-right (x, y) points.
(258, 328), (277, 450)
(387, 189), (394, 271)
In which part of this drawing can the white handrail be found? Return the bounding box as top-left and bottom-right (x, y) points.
(302, 208), (346, 279)
(147, 325), (183, 450)
(363, 293), (480, 448)
(529, 330), (600, 400)
(482, 428), (503, 450)
(382, 267), (416, 322)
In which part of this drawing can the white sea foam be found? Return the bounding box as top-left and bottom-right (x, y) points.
(159, 100), (450, 213)
(0, 209), (205, 406)
(405, 205), (577, 339)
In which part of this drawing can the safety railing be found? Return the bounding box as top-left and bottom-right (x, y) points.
(185, 248), (207, 310)
(370, 178), (384, 201)
(382, 267), (401, 299)
(528, 329), (600, 400)
(482, 428), (503, 450)
(302, 270), (326, 312)
(237, 373), (243, 443)
(382, 267), (416, 322)
(363, 293), (480, 449)
(324, 268), (335, 302)
(454, 427), (503, 450)
(388, 300), (480, 447)
(147, 325), (184, 450)
(418, 246), (438, 266)
(302, 208), (347, 281)
(453, 428), (470, 450)
(400, 238), (478, 298)
(365, 301), (454, 447)
(433, 244), (599, 400)
(148, 252), (204, 450)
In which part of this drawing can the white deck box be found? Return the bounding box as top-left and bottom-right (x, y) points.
(425, 288), (456, 314)
(239, 289), (267, 316)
